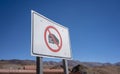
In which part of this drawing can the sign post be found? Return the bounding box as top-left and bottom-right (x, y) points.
(31, 10), (72, 74)
(36, 57), (43, 74)
(63, 59), (69, 74)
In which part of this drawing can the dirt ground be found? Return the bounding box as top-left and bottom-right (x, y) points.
(0, 69), (71, 74)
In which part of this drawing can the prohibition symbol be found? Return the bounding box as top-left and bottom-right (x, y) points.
(44, 26), (62, 52)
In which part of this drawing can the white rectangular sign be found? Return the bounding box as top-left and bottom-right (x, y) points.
(31, 10), (72, 59)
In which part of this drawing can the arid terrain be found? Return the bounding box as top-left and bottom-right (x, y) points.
(0, 59), (120, 74)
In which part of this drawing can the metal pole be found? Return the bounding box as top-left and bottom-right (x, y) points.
(63, 59), (69, 74)
(36, 57), (43, 74)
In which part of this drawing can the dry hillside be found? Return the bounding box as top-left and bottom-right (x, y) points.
(0, 59), (120, 74)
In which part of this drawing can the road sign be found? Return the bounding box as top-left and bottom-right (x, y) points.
(31, 10), (72, 59)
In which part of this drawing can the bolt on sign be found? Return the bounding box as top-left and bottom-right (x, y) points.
(31, 10), (72, 59)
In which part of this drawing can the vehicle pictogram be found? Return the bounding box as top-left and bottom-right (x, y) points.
(44, 26), (62, 52)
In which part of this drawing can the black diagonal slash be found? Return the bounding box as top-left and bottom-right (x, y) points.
(48, 29), (59, 47)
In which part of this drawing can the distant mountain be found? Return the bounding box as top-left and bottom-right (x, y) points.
(68, 60), (81, 67)
(81, 62), (103, 67)
(102, 63), (113, 66)
(44, 61), (59, 66)
(0, 59), (35, 65)
(114, 62), (120, 66)
(0, 59), (119, 68)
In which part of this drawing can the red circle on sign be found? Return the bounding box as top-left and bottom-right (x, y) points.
(44, 26), (62, 52)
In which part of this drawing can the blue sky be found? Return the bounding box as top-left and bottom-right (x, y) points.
(0, 0), (120, 63)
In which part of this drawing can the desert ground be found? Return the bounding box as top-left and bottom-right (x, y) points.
(0, 60), (120, 74)
(0, 69), (64, 74)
